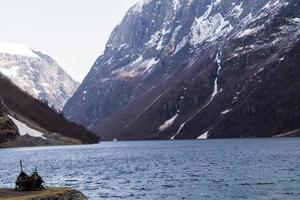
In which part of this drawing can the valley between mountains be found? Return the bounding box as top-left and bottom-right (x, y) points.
(1, 0), (299, 145)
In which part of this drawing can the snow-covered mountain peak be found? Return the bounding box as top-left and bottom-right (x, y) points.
(131, 0), (152, 13)
(0, 46), (79, 110)
(0, 43), (40, 58)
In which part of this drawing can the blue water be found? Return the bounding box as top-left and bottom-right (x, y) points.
(0, 139), (300, 199)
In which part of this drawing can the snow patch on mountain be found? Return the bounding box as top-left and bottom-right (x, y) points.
(132, 0), (151, 13)
(221, 109), (231, 115)
(159, 114), (178, 132)
(173, 0), (181, 11)
(190, 13), (232, 46)
(197, 131), (209, 139)
(8, 115), (46, 139)
(230, 2), (243, 18)
(0, 65), (20, 77)
(146, 31), (161, 48)
(0, 43), (39, 58)
(263, 0), (280, 10)
(237, 25), (265, 38)
(290, 18), (300, 24)
(174, 36), (188, 54)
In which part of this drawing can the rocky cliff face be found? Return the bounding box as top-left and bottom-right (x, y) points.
(64, 0), (300, 140)
(0, 43), (79, 110)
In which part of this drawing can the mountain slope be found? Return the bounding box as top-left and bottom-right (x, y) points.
(0, 73), (99, 146)
(0, 105), (18, 144)
(64, 0), (300, 140)
(0, 43), (79, 110)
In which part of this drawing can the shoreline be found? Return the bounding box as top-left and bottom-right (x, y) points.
(1, 134), (300, 149)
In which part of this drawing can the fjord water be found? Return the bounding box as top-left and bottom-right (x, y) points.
(0, 139), (300, 199)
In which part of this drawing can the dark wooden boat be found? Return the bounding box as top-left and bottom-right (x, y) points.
(15, 161), (45, 191)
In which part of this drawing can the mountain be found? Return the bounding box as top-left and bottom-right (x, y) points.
(0, 74), (99, 147)
(64, 0), (300, 140)
(0, 43), (79, 111)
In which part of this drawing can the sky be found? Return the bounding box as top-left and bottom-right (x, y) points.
(0, 0), (138, 82)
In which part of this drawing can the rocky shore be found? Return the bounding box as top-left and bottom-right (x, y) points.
(0, 187), (87, 200)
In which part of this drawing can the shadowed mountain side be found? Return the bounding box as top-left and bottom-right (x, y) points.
(0, 73), (99, 144)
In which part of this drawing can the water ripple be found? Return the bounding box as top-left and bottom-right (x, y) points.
(1, 139), (300, 199)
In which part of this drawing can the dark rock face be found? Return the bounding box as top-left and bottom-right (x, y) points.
(64, 0), (300, 140)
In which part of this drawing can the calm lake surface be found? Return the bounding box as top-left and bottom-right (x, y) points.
(1, 139), (300, 199)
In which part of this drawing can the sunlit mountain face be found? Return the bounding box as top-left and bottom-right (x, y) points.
(0, 43), (79, 111)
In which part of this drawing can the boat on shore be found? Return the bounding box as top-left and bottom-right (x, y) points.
(15, 161), (45, 191)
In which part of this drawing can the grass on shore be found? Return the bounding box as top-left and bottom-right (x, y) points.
(0, 187), (73, 200)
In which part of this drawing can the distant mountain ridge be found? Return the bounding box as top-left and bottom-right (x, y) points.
(64, 0), (300, 140)
(0, 43), (79, 110)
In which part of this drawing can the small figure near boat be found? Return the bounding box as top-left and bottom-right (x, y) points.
(15, 161), (46, 191)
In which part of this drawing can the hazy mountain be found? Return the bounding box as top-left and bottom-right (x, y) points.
(0, 43), (79, 110)
(64, 0), (300, 140)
